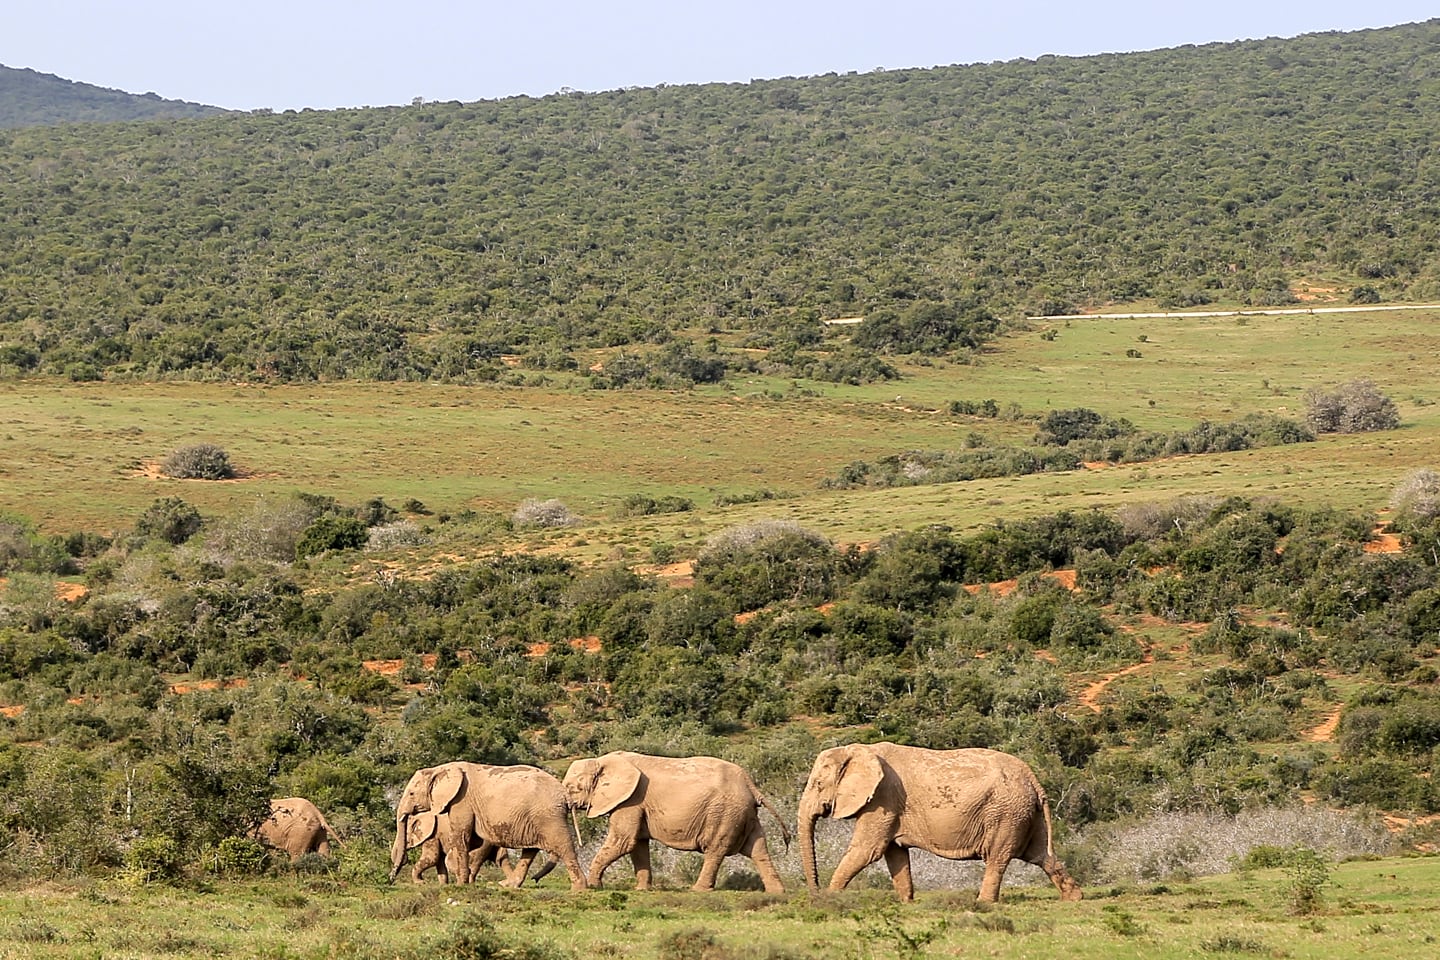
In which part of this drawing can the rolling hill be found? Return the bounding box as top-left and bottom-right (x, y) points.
(0, 63), (225, 127)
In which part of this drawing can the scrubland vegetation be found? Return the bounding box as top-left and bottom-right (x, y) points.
(3, 17), (1440, 960)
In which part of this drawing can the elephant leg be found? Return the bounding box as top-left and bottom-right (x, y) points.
(315, 839), (331, 858)
(693, 846), (726, 892)
(630, 840), (653, 891)
(883, 844), (915, 902)
(1038, 854), (1083, 901)
(745, 830), (786, 894)
(505, 848), (539, 888)
(586, 831), (632, 889)
(827, 839), (886, 892)
(978, 857), (1010, 903)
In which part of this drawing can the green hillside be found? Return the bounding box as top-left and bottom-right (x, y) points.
(0, 64), (225, 127)
(2, 21), (1440, 382)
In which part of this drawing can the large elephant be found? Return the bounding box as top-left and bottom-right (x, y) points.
(399, 809), (557, 885)
(389, 762), (586, 889)
(798, 743), (1082, 903)
(254, 797), (340, 862)
(563, 751), (790, 893)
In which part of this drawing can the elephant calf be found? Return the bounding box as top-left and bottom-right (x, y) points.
(254, 797), (340, 862)
(799, 743), (1082, 903)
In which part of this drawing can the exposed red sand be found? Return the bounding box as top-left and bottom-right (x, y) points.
(169, 678), (249, 694)
(0, 578), (88, 602)
(963, 568), (1077, 598)
(1303, 704), (1345, 743)
(0, 705), (24, 718)
(526, 636), (602, 658)
(1077, 655), (1156, 713)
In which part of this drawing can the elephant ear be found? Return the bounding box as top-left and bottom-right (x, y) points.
(588, 758), (642, 818)
(431, 765), (466, 812)
(406, 811), (438, 849)
(833, 746), (884, 819)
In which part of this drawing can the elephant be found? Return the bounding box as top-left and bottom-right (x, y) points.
(254, 797), (340, 862)
(400, 809), (557, 885)
(563, 751), (790, 893)
(389, 761), (586, 889)
(798, 743), (1082, 903)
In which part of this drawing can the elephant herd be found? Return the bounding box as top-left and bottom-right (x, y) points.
(260, 744), (1083, 904)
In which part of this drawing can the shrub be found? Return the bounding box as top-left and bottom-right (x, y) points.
(1390, 468), (1440, 522)
(365, 520), (427, 550)
(1304, 379), (1400, 433)
(214, 836), (268, 876)
(513, 498), (578, 529)
(295, 514), (370, 559)
(135, 497), (203, 544)
(123, 833), (183, 884)
(695, 520), (838, 608)
(159, 443), (235, 480)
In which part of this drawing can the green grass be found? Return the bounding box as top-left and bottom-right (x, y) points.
(2, 307), (1437, 553)
(0, 856), (1436, 959)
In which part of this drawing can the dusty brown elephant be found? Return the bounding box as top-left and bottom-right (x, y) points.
(254, 797), (340, 862)
(563, 751), (790, 893)
(399, 809), (558, 885)
(799, 743), (1081, 903)
(389, 762), (585, 889)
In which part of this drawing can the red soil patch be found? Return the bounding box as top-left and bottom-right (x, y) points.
(527, 636), (602, 658)
(1303, 704), (1345, 743)
(734, 609), (763, 625)
(1364, 526), (1403, 554)
(1082, 461), (1111, 470)
(0, 578), (88, 602)
(963, 569), (1077, 598)
(169, 678), (249, 695)
(1077, 654), (1156, 713)
(0, 705), (25, 718)
(359, 653), (442, 675)
(637, 560), (695, 589)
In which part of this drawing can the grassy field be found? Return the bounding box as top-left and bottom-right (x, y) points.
(4, 306), (1435, 556)
(0, 855), (1436, 959)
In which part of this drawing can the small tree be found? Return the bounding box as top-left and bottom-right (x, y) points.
(295, 514), (370, 559)
(1390, 468), (1440, 522)
(512, 498), (577, 529)
(135, 497), (204, 544)
(160, 444), (234, 480)
(1304, 380), (1400, 434)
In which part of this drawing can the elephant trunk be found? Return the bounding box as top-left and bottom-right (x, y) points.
(798, 795), (824, 893)
(388, 817), (409, 884)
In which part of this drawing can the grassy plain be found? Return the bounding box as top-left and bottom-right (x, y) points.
(2, 307), (1436, 554)
(0, 856), (1436, 960)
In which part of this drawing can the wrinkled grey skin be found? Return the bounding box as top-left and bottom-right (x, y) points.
(563, 751), (790, 892)
(400, 810), (557, 885)
(798, 743), (1082, 903)
(254, 797), (340, 862)
(390, 762), (585, 889)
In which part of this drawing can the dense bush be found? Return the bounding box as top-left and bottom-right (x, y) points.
(135, 497), (204, 545)
(694, 521), (840, 609)
(1304, 379), (1401, 434)
(295, 514), (370, 559)
(512, 498), (578, 529)
(159, 444), (235, 480)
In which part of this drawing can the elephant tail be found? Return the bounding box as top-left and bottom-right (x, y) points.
(748, 778), (792, 850)
(316, 809), (345, 848)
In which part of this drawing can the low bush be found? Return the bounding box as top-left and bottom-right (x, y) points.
(159, 444), (234, 480)
(513, 498), (578, 528)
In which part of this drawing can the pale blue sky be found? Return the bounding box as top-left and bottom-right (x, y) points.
(4, 1), (1437, 111)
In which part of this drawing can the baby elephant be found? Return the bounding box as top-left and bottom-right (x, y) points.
(564, 751), (790, 893)
(799, 743), (1081, 903)
(253, 797), (340, 862)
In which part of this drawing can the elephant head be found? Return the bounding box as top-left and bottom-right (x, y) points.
(389, 765), (467, 882)
(562, 755), (642, 818)
(798, 744), (885, 892)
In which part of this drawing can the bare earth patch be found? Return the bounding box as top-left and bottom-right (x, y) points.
(963, 568), (1077, 597)
(1303, 704), (1345, 743)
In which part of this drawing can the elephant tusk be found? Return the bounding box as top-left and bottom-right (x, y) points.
(570, 806), (583, 848)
